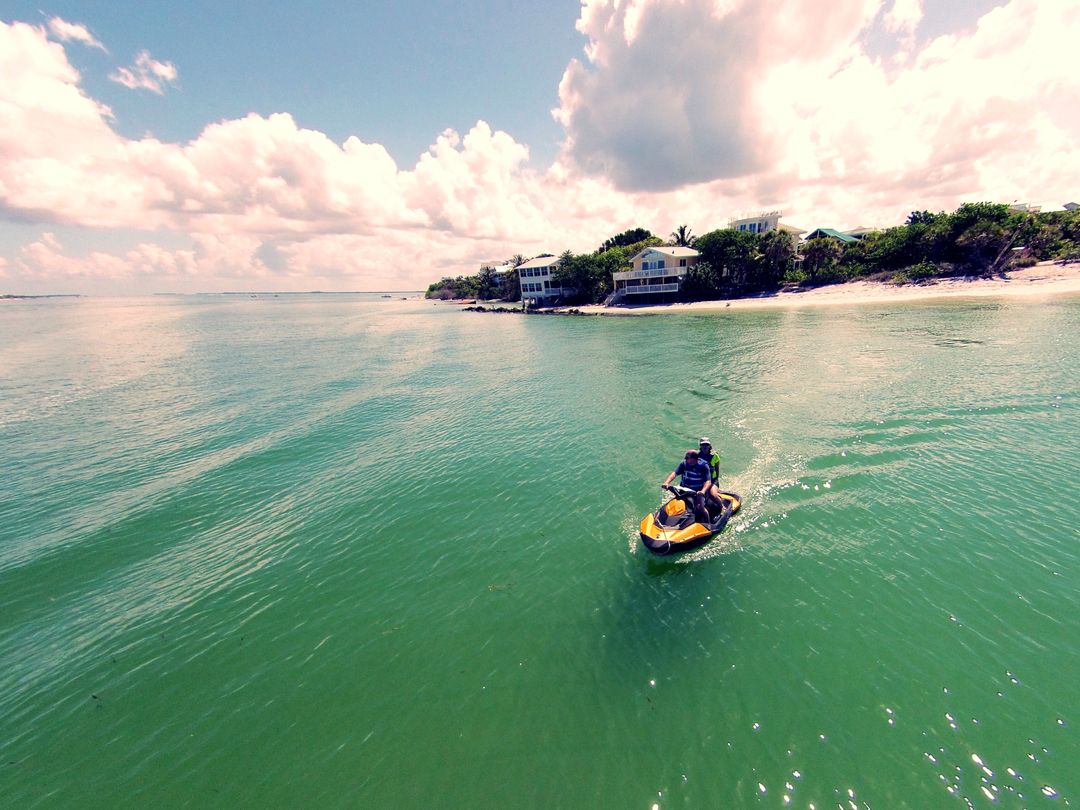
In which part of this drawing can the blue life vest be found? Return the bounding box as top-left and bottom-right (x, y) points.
(677, 458), (711, 491)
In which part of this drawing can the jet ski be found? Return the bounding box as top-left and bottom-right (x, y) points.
(640, 485), (742, 555)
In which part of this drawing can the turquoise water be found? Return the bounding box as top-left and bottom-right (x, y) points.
(1, 293), (1078, 808)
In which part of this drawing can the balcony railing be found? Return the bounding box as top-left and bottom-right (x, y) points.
(623, 283), (680, 294)
(522, 286), (574, 297)
(612, 267), (682, 281)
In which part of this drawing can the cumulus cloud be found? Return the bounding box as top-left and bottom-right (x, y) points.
(0, 19), (653, 289)
(555, 0), (1080, 215)
(109, 49), (178, 94)
(3, 3), (1080, 293)
(883, 0), (923, 35)
(11, 231), (273, 286)
(556, 0), (886, 191)
(46, 16), (107, 51)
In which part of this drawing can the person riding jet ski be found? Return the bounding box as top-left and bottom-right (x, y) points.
(661, 448), (713, 523)
(643, 444), (741, 555)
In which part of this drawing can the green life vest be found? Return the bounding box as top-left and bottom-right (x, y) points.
(702, 450), (720, 483)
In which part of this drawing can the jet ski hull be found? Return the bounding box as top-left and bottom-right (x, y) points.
(640, 491), (742, 555)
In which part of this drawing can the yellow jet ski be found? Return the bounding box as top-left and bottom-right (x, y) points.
(640, 485), (742, 555)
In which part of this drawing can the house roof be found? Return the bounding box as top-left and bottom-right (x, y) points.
(517, 255), (560, 269)
(805, 228), (858, 243)
(777, 223), (806, 235)
(629, 246), (700, 262)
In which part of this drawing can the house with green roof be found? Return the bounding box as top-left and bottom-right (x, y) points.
(804, 228), (859, 244)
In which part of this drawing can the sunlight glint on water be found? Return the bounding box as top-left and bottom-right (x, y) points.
(1, 293), (1078, 808)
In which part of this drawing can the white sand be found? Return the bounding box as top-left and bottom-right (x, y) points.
(570, 262), (1080, 316)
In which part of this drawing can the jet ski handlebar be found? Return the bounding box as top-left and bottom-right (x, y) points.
(664, 484), (699, 497)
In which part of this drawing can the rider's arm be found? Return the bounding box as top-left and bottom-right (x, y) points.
(662, 463), (683, 488)
(700, 461), (712, 494)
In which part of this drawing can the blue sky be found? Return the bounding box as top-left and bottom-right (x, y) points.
(5, 0), (584, 167)
(1, 0), (1077, 294)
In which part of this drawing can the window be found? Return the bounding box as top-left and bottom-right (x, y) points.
(679, 259), (687, 267)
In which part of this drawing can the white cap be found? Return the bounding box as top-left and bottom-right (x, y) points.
(699, 436), (711, 445)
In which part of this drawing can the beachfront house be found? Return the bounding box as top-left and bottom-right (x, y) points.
(480, 260), (515, 275)
(843, 226), (879, 241)
(517, 256), (573, 306)
(1008, 203), (1042, 214)
(804, 228), (859, 244)
(610, 246), (699, 303)
(728, 210), (805, 238)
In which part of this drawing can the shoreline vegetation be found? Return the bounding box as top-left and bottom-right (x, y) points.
(456, 262), (1080, 316)
(426, 203), (1080, 312)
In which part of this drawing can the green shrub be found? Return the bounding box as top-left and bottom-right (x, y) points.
(891, 261), (939, 284)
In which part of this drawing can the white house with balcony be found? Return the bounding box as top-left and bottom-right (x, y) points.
(479, 260), (515, 275)
(611, 246), (699, 302)
(728, 210), (805, 238)
(517, 256), (573, 306)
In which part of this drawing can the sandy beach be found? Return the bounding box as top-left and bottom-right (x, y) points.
(571, 261), (1080, 315)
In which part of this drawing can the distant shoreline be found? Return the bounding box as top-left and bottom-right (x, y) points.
(1, 294), (81, 300)
(566, 261), (1080, 315)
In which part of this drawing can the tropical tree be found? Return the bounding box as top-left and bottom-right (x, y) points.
(496, 268), (520, 300)
(680, 261), (722, 300)
(553, 251), (613, 304)
(905, 210), (942, 227)
(476, 265), (498, 299)
(598, 227), (654, 253)
(801, 238), (844, 284)
(692, 229), (759, 296)
(669, 224), (695, 247)
(758, 230), (796, 289)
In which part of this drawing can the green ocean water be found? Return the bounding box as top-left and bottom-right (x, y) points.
(1, 293), (1078, 808)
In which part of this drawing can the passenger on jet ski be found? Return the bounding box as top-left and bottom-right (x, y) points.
(661, 448), (712, 523)
(698, 437), (723, 508)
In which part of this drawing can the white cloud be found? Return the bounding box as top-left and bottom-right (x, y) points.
(555, 0), (886, 191)
(46, 16), (107, 51)
(3, 3), (1080, 293)
(109, 49), (178, 94)
(883, 0), (923, 35)
(555, 0), (1080, 221)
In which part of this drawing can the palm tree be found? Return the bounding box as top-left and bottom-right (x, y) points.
(670, 225), (695, 247)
